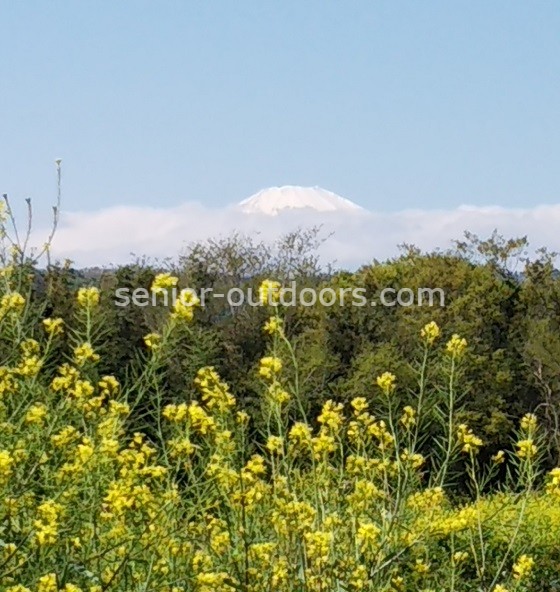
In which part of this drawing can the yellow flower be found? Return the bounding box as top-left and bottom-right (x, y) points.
(492, 586), (509, 592)
(163, 403), (189, 422)
(195, 366), (236, 411)
(73, 342), (100, 366)
(171, 289), (200, 322)
(266, 435), (284, 455)
(98, 375), (119, 397)
(236, 411), (250, 425)
(244, 454), (266, 476)
(37, 574), (58, 592)
(267, 383), (291, 405)
(21, 338), (40, 356)
(413, 559), (430, 575)
(34, 501), (63, 547)
(70, 379), (95, 400)
(376, 372), (396, 395)
(520, 413), (538, 433)
(317, 400), (344, 432)
(0, 449), (14, 484)
(51, 426), (79, 448)
(446, 334), (467, 357)
(351, 397), (368, 414)
(400, 448), (425, 469)
(356, 522), (380, 552)
(50, 363), (79, 392)
(187, 402), (216, 434)
(151, 272), (179, 294)
(304, 530), (332, 566)
(0, 291), (26, 316)
(0, 263), (13, 277)
(311, 430), (337, 459)
(406, 487), (445, 511)
(420, 320), (440, 345)
(16, 355), (43, 377)
(62, 585), (83, 592)
(144, 332), (162, 349)
(168, 437), (196, 461)
(76, 286), (100, 308)
(0, 367), (17, 396)
(263, 315), (283, 335)
(195, 572), (232, 592)
(457, 424), (483, 454)
(258, 280), (282, 305)
(512, 554), (534, 580)
(289, 422), (312, 447)
(25, 403), (48, 425)
(546, 467), (560, 496)
(259, 356), (282, 380)
(516, 439), (537, 459)
(453, 551), (469, 564)
(43, 317), (65, 336)
(399, 405), (416, 429)
(491, 450), (505, 464)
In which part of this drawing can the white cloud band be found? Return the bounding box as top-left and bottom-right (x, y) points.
(36, 202), (560, 268)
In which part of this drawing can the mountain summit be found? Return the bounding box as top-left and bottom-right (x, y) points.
(238, 185), (364, 216)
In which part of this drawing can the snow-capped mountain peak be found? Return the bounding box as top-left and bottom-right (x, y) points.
(238, 185), (364, 216)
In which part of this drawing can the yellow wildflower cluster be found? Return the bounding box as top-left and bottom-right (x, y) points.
(356, 521), (380, 553)
(171, 289), (200, 322)
(15, 354), (43, 377)
(150, 272), (179, 294)
(317, 400), (344, 432)
(0, 448), (14, 485)
(163, 400), (216, 435)
(266, 435), (284, 455)
(258, 279), (282, 305)
(446, 334), (468, 357)
(266, 382), (291, 405)
(399, 405), (416, 429)
(457, 423), (483, 454)
(421, 320), (440, 345)
(73, 342), (100, 366)
(407, 487), (446, 512)
(263, 315), (283, 335)
(304, 529), (332, 567)
(195, 366), (236, 412)
(546, 467), (560, 496)
(143, 331), (161, 349)
(24, 403), (48, 425)
(43, 317), (64, 336)
(76, 286), (100, 308)
(99, 375), (120, 397)
(0, 291), (26, 317)
(376, 371), (396, 395)
(259, 356), (282, 380)
(400, 448), (425, 469)
(492, 450), (506, 464)
(512, 554), (534, 580)
(516, 438), (537, 459)
(520, 412), (538, 433)
(34, 500), (64, 546)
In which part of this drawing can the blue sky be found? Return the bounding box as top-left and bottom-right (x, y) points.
(2, 0), (559, 220)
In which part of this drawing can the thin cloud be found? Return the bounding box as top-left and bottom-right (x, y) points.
(34, 202), (560, 268)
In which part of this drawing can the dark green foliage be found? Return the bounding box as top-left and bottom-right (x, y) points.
(22, 229), (560, 470)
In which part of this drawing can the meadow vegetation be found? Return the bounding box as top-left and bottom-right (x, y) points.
(2, 201), (560, 590)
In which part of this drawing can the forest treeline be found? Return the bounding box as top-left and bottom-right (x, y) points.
(17, 227), (560, 471)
